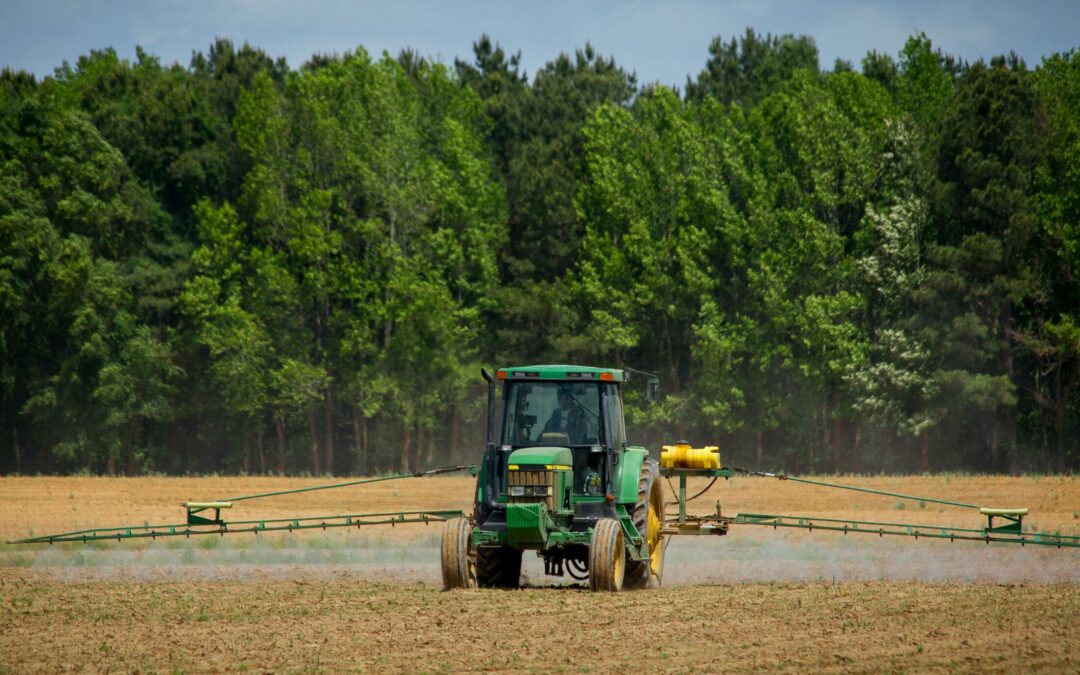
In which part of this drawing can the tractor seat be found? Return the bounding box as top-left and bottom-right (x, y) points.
(540, 432), (570, 446)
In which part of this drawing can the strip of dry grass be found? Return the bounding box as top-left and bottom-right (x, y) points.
(3, 474), (1078, 543)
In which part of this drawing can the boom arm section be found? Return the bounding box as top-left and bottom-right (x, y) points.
(8, 465), (477, 546)
(724, 468), (1079, 547)
(656, 461), (1080, 549)
(10, 510), (466, 545)
(733, 513), (1080, 549)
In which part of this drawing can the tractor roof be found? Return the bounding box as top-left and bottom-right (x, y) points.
(497, 364), (625, 382)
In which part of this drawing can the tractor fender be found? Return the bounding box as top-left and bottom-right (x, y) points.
(614, 446), (648, 504)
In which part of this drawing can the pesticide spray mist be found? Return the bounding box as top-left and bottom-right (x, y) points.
(21, 529), (444, 583)
(662, 529), (1080, 585)
(14, 525), (1079, 585)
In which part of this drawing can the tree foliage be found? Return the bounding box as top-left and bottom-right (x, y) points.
(1, 31), (1079, 475)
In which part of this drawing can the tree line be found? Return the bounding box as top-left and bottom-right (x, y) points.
(1, 30), (1078, 475)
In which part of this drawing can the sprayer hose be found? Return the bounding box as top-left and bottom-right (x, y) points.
(664, 476), (719, 507)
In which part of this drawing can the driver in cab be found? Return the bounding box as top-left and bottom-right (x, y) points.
(543, 386), (588, 445)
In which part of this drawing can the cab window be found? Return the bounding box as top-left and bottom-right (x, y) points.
(603, 383), (626, 449)
(502, 381), (601, 447)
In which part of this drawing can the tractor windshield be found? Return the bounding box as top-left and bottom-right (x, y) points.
(502, 381), (601, 447)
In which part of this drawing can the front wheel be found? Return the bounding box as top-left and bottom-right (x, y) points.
(588, 518), (625, 592)
(440, 518), (475, 590)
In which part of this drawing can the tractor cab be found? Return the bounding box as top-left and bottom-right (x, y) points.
(497, 366), (627, 496)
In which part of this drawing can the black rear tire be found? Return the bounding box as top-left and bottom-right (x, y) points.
(475, 545), (522, 588)
(624, 458), (665, 590)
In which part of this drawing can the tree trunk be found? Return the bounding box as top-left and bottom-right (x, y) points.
(920, 427), (929, 473)
(414, 425), (425, 472)
(13, 429), (20, 474)
(1056, 366), (1065, 474)
(400, 422), (411, 473)
(755, 429), (763, 470)
(257, 429), (266, 475)
(124, 427), (132, 475)
(1040, 393), (1049, 475)
(1000, 297), (1016, 464)
(822, 399), (831, 470)
(449, 408), (461, 464)
(987, 416), (999, 473)
(371, 416), (379, 473)
(324, 388), (334, 476)
(852, 426), (862, 475)
(125, 424), (136, 476)
(832, 387), (842, 473)
(352, 404), (363, 472)
(664, 314), (678, 391)
(308, 410), (321, 475)
(363, 416), (369, 470)
(276, 416), (287, 475)
(242, 432), (251, 474)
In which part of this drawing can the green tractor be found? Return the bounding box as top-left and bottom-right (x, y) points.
(441, 365), (665, 591)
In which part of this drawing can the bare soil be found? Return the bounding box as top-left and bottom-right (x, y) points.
(2, 474), (1078, 673)
(1, 574), (1077, 673)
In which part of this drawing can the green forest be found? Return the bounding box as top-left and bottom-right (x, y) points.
(2, 30), (1078, 476)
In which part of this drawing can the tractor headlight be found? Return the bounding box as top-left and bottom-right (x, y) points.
(509, 486), (525, 497)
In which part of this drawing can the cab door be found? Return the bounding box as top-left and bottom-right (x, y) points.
(602, 383), (626, 451)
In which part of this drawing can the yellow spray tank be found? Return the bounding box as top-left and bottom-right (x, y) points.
(660, 442), (720, 470)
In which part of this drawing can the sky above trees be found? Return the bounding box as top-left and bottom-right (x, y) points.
(3, 0), (1079, 86)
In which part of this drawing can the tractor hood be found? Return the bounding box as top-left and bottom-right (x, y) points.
(507, 446), (573, 470)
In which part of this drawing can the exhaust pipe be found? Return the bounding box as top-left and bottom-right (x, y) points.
(480, 368), (500, 511)
(481, 368), (496, 446)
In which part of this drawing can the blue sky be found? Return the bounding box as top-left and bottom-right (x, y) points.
(2, 1), (1078, 87)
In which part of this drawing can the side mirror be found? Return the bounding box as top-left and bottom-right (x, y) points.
(647, 377), (660, 402)
(625, 368), (662, 403)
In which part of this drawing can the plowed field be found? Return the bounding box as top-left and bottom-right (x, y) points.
(2, 474), (1078, 673)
